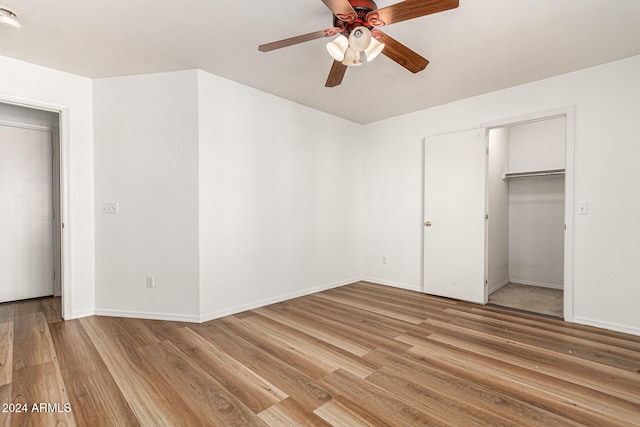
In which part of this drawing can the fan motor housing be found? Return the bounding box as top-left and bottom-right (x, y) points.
(349, 0), (377, 10)
(333, 0), (378, 33)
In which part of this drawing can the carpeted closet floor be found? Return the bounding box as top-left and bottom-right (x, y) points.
(488, 282), (563, 318)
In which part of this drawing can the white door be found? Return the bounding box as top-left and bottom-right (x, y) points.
(423, 129), (486, 304)
(0, 125), (54, 302)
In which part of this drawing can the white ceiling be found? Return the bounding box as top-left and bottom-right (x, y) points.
(1, 0), (639, 123)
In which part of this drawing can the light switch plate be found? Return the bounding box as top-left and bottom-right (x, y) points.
(103, 202), (119, 214)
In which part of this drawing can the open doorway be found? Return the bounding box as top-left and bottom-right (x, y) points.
(486, 116), (567, 318)
(0, 102), (62, 315)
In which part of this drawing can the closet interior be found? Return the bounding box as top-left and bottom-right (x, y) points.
(486, 117), (566, 318)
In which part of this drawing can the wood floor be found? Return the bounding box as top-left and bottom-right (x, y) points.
(2, 282), (640, 426)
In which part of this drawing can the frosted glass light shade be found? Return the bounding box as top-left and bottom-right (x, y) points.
(326, 35), (348, 62)
(342, 47), (363, 67)
(348, 26), (371, 52)
(364, 38), (385, 61)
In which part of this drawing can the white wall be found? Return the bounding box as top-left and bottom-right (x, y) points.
(197, 70), (363, 320)
(92, 69), (363, 321)
(508, 118), (565, 288)
(487, 128), (510, 293)
(363, 55), (640, 335)
(93, 71), (200, 321)
(508, 176), (565, 288)
(509, 117), (566, 171)
(0, 55), (94, 319)
(4, 51), (639, 335)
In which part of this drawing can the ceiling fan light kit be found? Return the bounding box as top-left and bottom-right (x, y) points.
(259, 0), (459, 87)
(364, 36), (384, 61)
(327, 34), (349, 61)
(347, 26), (372, 52)
(342, 46), (363, 66)
(326, 26), (378, 66)
(0, 6), (21, 29)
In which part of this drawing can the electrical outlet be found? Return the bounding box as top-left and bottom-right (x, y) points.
(146, 275), (155, 288)
(382, 256), (388, 264)
(103, 202), (119, 214)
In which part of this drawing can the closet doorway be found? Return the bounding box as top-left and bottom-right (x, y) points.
(0, 102), (62, 305)
(486, 115), (567, 318)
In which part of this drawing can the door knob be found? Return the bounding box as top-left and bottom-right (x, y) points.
(424, 221), (432, 227)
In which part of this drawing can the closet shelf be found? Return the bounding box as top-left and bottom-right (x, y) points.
(503, 168), (565, 180)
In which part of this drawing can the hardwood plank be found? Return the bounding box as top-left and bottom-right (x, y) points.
(337, 282), (469, 318)
(48, 320), (102, 367)
(255, 303), (412, 356)
(0, 323), (12, 386)
(404, 336), (640, 426)
(307, 292), (457, 335)
(41, 297), (62, 324)
(364, 349), (577, 426)
(59, 365), (140, 427)
(469, 306), (640, 350)
(192, 321), (333, 411)
(49, 320), (140, 427)
(2, 287), (640, 426)
(366, 368), (523, 426)
(445, 310), (640, 372)
(233, 311), (255, 320)
(240, 314), (379, 378)
(419, 318), (640, 403)
(340, 281), (462, 313)
(315, 289), (426, 324)
(80, 316), (205, 426)
(320, 368), (449, 427)
(139, 340), (266, 426)
(13, 299), (45, 317)
(218, 316), (335, 379)
(0, 304), (14, 324)
(10, 361), (75, 427)
(119, 317), (185, 344)
(12, 313), (57, 371)
(85, 316), (183, 350)
(314, 395), (392, 426)
(0, 383), (11, 427)
(319, 282), (471, 325)
(253, 306), (373, 356)
(293, 295), (407, 338)
(258, 397), (331, 427)
(167, 326), (288, 413)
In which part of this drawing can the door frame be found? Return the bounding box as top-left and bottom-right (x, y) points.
(481, 106), (575, 321)
(0, 94), (71, 320)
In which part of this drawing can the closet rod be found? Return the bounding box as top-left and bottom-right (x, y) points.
(503, 168), (565, 180)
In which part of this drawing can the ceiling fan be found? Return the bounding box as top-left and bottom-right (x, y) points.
(258, 0), (459, 87)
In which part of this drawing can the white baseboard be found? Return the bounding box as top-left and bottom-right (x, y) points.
(69, 309), (95, 320)
(488, 280), (510, 295)
(198, 276), (361, 323)
(510, 279), (563, 290)
(572, 316), (640, 337)
(361, 277), (422, 292)
(93, 308), (200, 323)
(74, 276), (425, 323)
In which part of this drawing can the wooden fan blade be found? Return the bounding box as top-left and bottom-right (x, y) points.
(367, 0), (459, 27)
(321, 0), (357, 22)
(259, 28), (338, 52)
(376, 31), (429, 73)
(326, 61), (348, 87)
